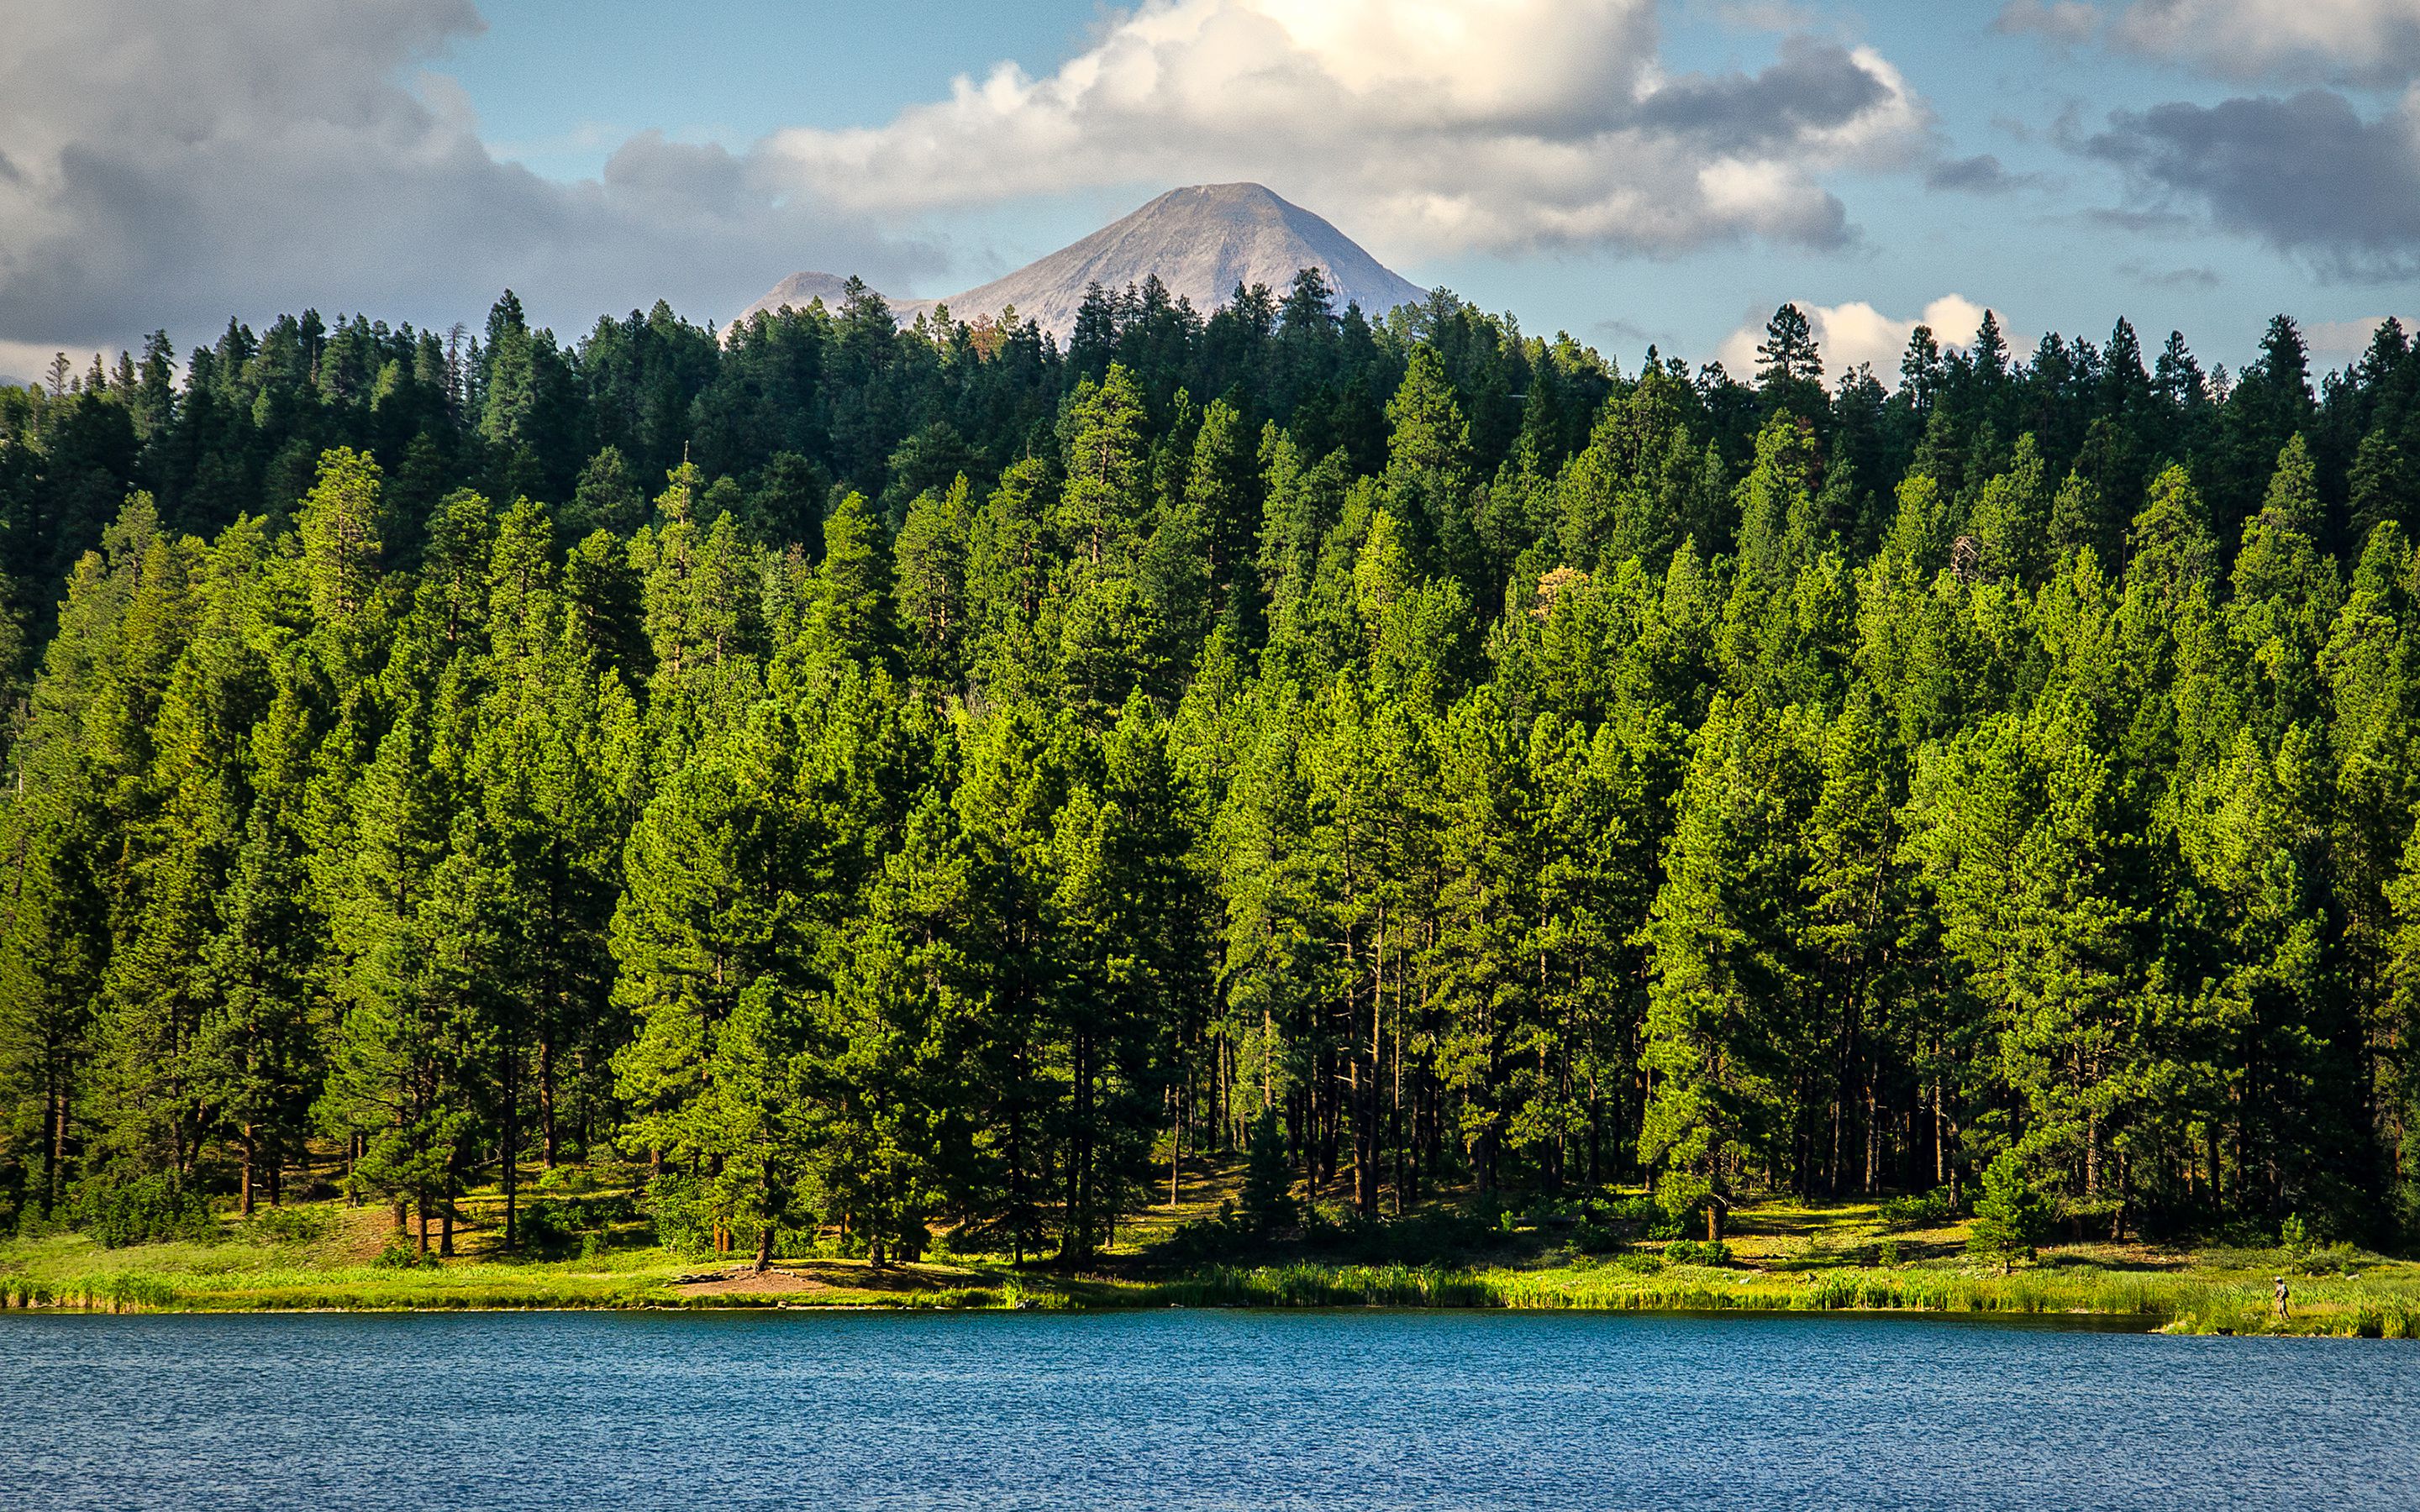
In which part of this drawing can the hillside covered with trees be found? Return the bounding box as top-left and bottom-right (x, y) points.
(1, 272), (2416, 1265)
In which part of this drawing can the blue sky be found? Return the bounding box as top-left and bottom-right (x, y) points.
(4, 0), (2417, 380)
(442, 0), (2388, 367)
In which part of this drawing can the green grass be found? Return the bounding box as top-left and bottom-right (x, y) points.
(6, 1191), (2417, 1336)
(1126, 1257), (2420, 1336)
(0, 1231), (687, 1311)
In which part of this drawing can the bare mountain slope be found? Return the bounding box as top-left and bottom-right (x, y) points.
(746, 271), (870, 321)
(742, 183), (1424, 340)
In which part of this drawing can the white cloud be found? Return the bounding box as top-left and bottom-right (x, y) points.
(1716, 296), (2002, 386)
(2000, 0), (2420, 83)
(761, 0), (1928, 258)
(0, 0), (930, 354)
(2116, 0), (2420, 81)
(2304, 313), (2419, 366)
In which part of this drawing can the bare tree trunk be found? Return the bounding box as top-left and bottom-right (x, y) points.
(46, 1084), (67, 1217)
(502, 1053), (519, 1252)
(539, 1037), (558, 1168)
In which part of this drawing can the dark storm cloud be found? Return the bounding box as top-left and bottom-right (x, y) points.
(2086, 90), (2420, 276)
(2118, 260), (2224, 288)
(0, 0), (934, 350)
(1925, 154), (2028, 192)
(1636, 39), (1892, 154)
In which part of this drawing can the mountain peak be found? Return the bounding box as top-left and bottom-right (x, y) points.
(743, 184), (1423, 341)
(1148, 181), (1290, 213)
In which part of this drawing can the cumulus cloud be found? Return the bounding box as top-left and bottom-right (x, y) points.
(2000, 0), (2420, 84)
(0, 0), (930, 354)
(2304, 312), (2420, 365)
(2112, 0), (2420, 83)
(2086, 89), (2420, 277)
(1716, 296), (2001, 386)
(760, 0), (1927, 257)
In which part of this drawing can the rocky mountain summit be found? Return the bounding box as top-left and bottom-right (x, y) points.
(743, 183), (1424, 340)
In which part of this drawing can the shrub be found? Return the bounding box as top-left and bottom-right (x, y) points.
(1162, 1211), (1249, 1263)
(518, 1201), (577, 1257)
(242, 1205), (330, 1247)
(1967, 1153), (2054, 1273)
(1654, 1172), (1712, 1238)
(1568, 1218), (1622, 1254)
(1237, 1113), (1298, 1235)
(2304, 1241), (2362, 1278)
(1879, 1188), (1956, 1229)
(1313, 1205), (1498, 1263)
(372, 1235), (435, 1269)
(1664, 1239), (1732, 1267)
(1592, 1196), (1660, 1227)
(641, 1173), (712, 1255)
(70, 1173), (218, 1249)
(2280, 1213), (2313, 1268)
(519, 1193), (640, 1257)
(1613, 1251), (1665, 1275)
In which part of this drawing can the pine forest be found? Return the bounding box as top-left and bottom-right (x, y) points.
(3, 272), (2417, 1268)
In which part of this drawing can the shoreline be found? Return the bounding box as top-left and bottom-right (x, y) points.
(8, 1189), (2410, 1338)
(2, 1259), (2407, 1337)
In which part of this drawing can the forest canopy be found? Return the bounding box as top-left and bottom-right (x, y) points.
(1, 270), (2416, 1263)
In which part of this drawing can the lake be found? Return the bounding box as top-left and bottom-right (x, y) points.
(2, 1310), (2413, 1509)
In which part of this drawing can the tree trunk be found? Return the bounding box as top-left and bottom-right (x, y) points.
(239, 1123), (256, 1217)
(755, 1222), (774, 1273)
(46, 1084), (68, 1218)
(1168, 1073), (1183, 1209)
(539, 1037), (558, 1168)
(1296, 1084), (1314, 1213)
(502, 1058), (519, 1252)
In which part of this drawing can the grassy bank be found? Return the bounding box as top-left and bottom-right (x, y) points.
(1140, 1260), (2420, 1336)
(5, 1187), (2415, 1336)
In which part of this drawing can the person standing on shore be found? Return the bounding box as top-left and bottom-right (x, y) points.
(2274, 1277), (2290, 1320)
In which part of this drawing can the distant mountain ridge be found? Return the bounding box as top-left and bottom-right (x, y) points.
(742, 183), (1425, 341)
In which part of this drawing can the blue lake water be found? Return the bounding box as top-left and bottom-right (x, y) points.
(2, 1310), (2415, 1509)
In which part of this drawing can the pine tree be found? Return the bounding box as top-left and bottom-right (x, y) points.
(808, 491), (897, 669)
(1384, 345), (1476, 591)
(297, 448), (384, 625)
(1968, 1151), (2053, 1273)
(893, 479), (971, 682)
(1968, 433), (2050, 586)
(1639, 695), (1818, 1235)
(1186, 396), (1263, 629)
